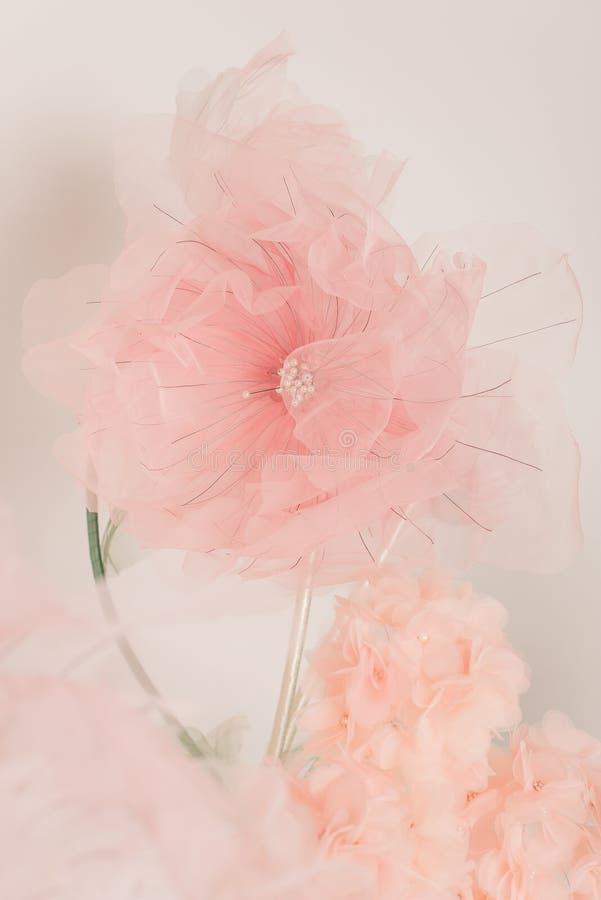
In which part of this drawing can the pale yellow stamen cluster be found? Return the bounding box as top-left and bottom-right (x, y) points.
(277, 358), (315, 407)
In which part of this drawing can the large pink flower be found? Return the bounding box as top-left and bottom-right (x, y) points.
(23, 38), (582, 580)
